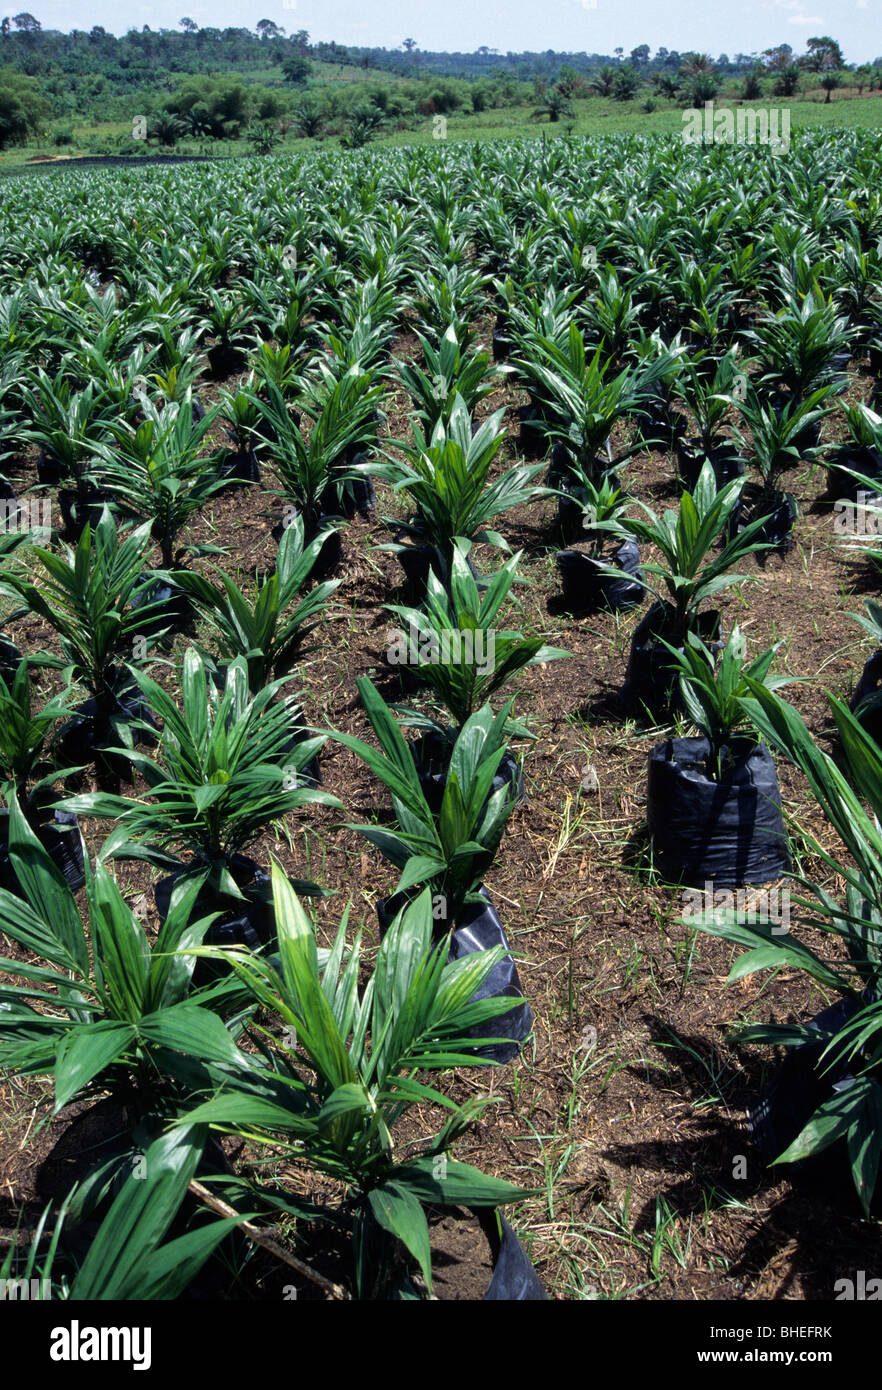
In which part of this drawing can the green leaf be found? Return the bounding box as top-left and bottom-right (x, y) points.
(846, 1079), (882, 1217)
(54, 1021), (137, 1111)
(368, 1181), (433, 1293)
(773, 1080), (873, 1166)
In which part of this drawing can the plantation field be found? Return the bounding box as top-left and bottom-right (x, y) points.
(4, 89), (882, 171)
(1, 133), (882, 1301)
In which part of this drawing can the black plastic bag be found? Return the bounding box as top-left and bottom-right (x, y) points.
(747, 994), (882, 1213)
(271, 511), (343, 578)
(58, 685), (158, 783)
(394, 542), (479, 601)
(156, 855), (273, 984)
(0, 638), (23, 684)
(646, 735), (791, 888)
(58, 487), (112, 541)
(449, 897), (534, 1063)
(556, 539), (643, 614)
(850, 650), (882, 745)
(824, 445), (882, 503)
(676, 440), (745, 492)
(320, 471), (375, 520)
(622, 604), (722, 720)
(0, 807), (85, 894)
(481, 1213), (547, 1301)
(376, 890), (533, 1064)
(130, 575), (194, 638)
(729, 486), (797, 554)
(220, 447), (261, 487)
(516, 405), (549, 461)
(408, 729), (524, 813)
(36, 449), (64, 485)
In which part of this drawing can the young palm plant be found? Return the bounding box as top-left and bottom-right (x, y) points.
(371, 395), (547, 588)
(249, 369), (382, 543)
(554, 473), (644, 612)
(621, 461), (774, 648)
(824, 402), (882, 501)
(395, 324), (497, 432)
(511, 324), (678, 487)
(1, 1124), (239, 1302)
(663, 625), (793, 779)
(103, 398), (232, 569)
(688, 685), (882, 1215)
(645, 626), (794, 886)
(0, 509), (167, 776)
(60, 648), (339, 907)
(0, 661), (84, 890)
(328, 677), (519, 929)
(727, 385), (832, 549)
(176, 870), (534, 1299)
(675, 347), (746, 489)
(171, 514), (342, 696)
(385, 540), (568, 740)
(748, 289), (853, 400)
(0, 798), (251, 1155)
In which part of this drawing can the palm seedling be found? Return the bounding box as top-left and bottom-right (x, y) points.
(628, 329), (688, 446)
(370, 395), (548, 588)
(824, 402), (882, 501)
(216, 380), (265, 484)
(665, 256), (740, 351)
(147, 326), (206, 406)
(175, 870), (533, 1299)
(395, 324), (498, 433)
(0, 797), (255, 1186)
(0, 660), (84, 886)
(617, 461), (777, 717)
(620, 461), (775, 650)
(2, 1124), (241, 1302)
(61, 648), (340, 910)
(661, 624), (793, 780)
(585, 264), (647, 363)
(21, 369), (117, 530)
(747, 288), (853, 402)
(384, 539), (569, 768)
(411, 264), (489, 349)
(687, 685), (882, 1216)
(171, 514), (342, 696)
(200, 288), (255, 377)
(511, 323), (680, 487)
(727, 385), (832, 548)
(0, 509), (168, 776)
(249, 370), (383, 546)
(328, 677), (521, 930)
(249, 340), (301, 402)
(554, 472), (645, 612)
(675, 347), (747, 489)
(847, 599), (882, 742)
(103, 398), (233, 569)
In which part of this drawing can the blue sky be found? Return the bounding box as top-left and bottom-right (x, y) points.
(31, 0), (882, 63)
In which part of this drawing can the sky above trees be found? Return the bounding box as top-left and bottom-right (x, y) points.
(16, 0), (881, 64)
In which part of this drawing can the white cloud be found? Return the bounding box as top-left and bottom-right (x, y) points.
(787, 12), (824, 21)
